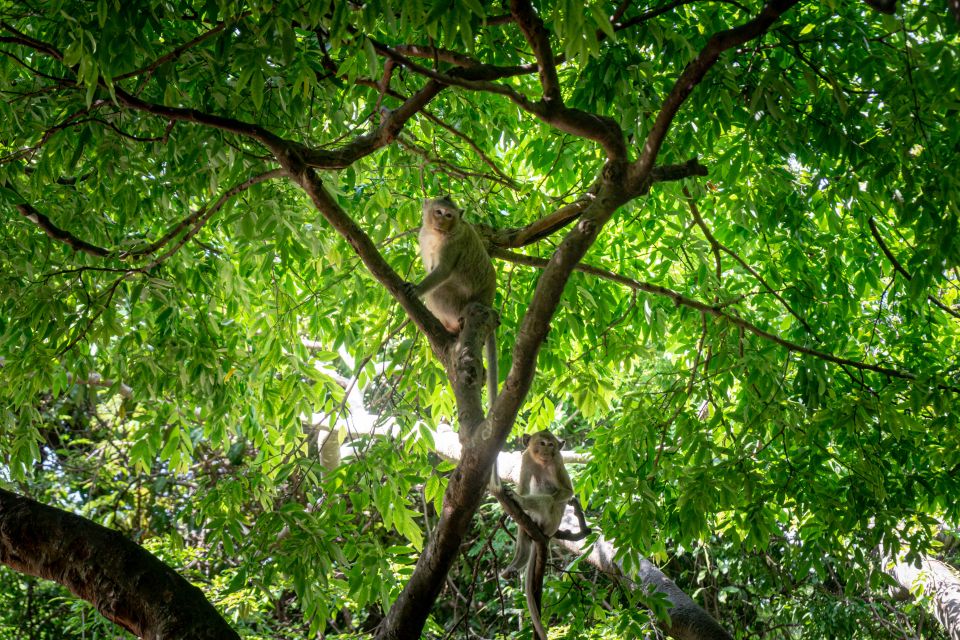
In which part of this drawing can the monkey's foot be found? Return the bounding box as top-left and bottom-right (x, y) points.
(500, 566), (519, 580)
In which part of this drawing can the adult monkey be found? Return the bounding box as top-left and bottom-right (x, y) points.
(407, 195), (499, 416)
(501, 430), (575, 640)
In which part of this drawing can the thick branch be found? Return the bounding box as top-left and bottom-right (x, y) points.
(433, 429), (732, 640)
(276, 158), (450, 352)
(628, 0), (800, 188)
(509, 0), (562, 103)
(301, 79), (444, 168)
(482, 159), (707, 248)
(0, 489), (239, 640)
(16, 203), (111, 257)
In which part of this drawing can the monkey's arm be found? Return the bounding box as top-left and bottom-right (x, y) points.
(411, 253), (457, 296)
(554, 467), (574, 503)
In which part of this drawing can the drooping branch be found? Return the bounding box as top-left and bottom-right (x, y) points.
(628, 0), (801, 188)
(397, 135), (517, 189)
(0, 488), (239, 640)
(15, 169), (283, 265)
(492, 248), (935, 384)
(682, 186), (816, 335)
(868, 216), (960, 320)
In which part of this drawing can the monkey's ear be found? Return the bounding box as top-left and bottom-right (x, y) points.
(557, 438), (566, 449)
(522, 433), (532, 448)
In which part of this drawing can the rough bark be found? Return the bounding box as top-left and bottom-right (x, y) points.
(885, 552), (960, 640)
(0, 488), (239, 640)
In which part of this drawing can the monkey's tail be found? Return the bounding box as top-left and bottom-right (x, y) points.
(486, 331), (501, 490)
(485, 331), (498, 406)
(525, 542), (548, 640)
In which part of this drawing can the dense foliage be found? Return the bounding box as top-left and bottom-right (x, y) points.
(1, 0), (959, 637)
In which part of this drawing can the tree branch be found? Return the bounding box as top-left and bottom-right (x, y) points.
(682, 186), (816, 335)
(16, 203), (111, 257)
(114, 19), (233, 81)
(372, 40), (626, 159)
(135, 168), (285, 269)
(509, 0), (562, 103)
(275, 157), (450, 353)
(628, 0), (801, 189)
(0, 488), (239, 640)
(868, 217), (960, 320)
(480, 159), (706, 248)
(492, 248), (936, 384)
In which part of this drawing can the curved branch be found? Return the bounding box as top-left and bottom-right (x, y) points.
(628, 0), (800, 188)
(372, 40), (626, 159)
(114, 19), (233, 81)
(276, 159), (450, 352)
(509, 0), (562, 102)
(135, 168), (285, 268)
(682, 186), (816, 335)
(0, 488), (239, 640)
(482, 159), (707, 248)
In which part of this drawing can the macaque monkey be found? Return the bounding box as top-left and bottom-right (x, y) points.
(408, 195), (499, 409)
(501, 430), (574, 640)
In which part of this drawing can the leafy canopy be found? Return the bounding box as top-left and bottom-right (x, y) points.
(1, 0), (959, 637)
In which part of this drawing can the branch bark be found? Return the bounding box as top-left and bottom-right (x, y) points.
(16, 203), (111, 257)
(0, 488), (239, 640)
(884, 550), (960, 640)
(868, 216), (960, 320)
(433, 428), (735, 640)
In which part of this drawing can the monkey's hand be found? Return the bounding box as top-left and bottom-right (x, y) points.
(402, 281), (421, 299)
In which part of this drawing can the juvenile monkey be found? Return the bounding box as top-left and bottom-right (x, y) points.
(408, 195), (499, 409)
(501, 430), (574, 640)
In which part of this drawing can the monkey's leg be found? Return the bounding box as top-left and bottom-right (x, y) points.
(501, 531), (531, 579)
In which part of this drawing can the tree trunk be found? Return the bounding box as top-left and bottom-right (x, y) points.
(0, 488), (239, 640)
(885, 552), (960, 640)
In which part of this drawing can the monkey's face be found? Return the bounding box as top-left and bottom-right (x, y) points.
(524, 431), (563, 466)
(423, 197), (461, 233)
